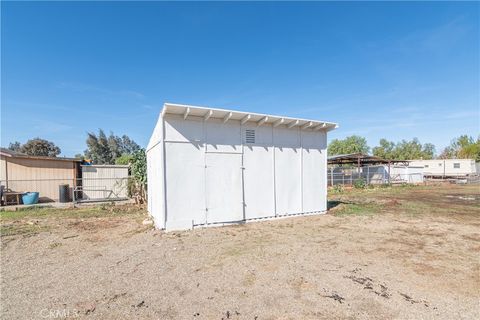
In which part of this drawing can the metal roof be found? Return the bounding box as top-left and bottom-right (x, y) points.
(81, 164), (130, 168)
(0, 147), (81, 162)
(328, 153), (407, 165)
(162, 103), (338, 131)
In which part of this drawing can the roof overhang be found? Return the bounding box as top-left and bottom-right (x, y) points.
(161, 103), (338, 132)
(0, 149), (80, 162)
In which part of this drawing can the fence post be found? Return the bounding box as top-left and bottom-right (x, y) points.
(367, 166), (370, 185)
(388, 162), (391, 184)
(330, 167), (334, 186)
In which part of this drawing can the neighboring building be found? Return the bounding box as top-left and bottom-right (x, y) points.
(408, 159), (478, 177)
(327, 163), (424, 186)
(0, 148), (81, 202)
(81, 165), (129, 200)
(0, 148), (130, 204)
(362, 165), (424, 184)
(147, 103), (337, 231)
(326, 153), (423, 185)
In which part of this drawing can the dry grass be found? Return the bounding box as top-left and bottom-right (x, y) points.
(0, 204), (146, 237)
(1, 184), (479, 319)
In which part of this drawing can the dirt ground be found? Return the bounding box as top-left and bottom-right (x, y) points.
(1, 184), (479, 319)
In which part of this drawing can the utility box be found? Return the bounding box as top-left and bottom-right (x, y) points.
(58, 184), (70, 203)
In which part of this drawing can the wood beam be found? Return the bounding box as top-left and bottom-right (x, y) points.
(314, 123), (328, 130)
(301, 121), (313, 130)
(257, 116), (268, 126)
(161, 105), (169, 117)
(223, 112), (232, 123)
(204, 110), (213, 121)
(183, 107), (190, 120)
(273, 118), (284, 127)
(287, 120), (299, 129)
(241, 114), (251, 125)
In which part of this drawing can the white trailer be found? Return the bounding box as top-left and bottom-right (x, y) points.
(408, 159), (478, 177)
(146, 103), (337, 231)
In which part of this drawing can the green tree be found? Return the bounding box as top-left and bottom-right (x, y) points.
(373, 138), (435, 160)
(328, 135), (370, 156)
(115, 154), (133, 165)
(422, 143), (436, 159)
(14, 138), (61, 157)
(440, 135), (480, 161)
(121, 135), (141, 154)
(8, 141), (22, 152)
(107, 132), (123, 160)
(84, 130), (141, 164)
(85, 129), (111, 164)
(372, 139), (395, 159)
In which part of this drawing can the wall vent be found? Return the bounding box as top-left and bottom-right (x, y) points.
(245, 129), (255, 144)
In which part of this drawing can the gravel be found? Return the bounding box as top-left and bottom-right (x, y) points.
(1, 187), (479, 319)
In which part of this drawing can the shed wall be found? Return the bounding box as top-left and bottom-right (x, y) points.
(155, 114), (328, 230)
(81, 165), (129, 200)
(146, 118), (165, 229)
(0, 156), (76, 201)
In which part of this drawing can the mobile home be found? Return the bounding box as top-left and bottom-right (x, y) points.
(408, 159), (478, 177)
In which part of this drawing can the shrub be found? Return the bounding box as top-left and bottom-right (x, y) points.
(129, 149), (147, 204)
(353, 178), (366, 189)
(332, 185), (344, 193)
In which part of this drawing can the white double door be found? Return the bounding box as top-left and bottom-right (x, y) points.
(205, 153), (244, 224)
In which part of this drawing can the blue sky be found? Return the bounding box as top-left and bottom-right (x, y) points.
(1, 1), (479, 156)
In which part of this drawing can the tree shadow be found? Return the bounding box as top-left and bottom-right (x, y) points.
(327, 200), (342, 210)
(327, 200), (354, 210)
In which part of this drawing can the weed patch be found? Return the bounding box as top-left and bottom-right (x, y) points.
(0, 223), (50, 237)
(334, 203), (381, 216)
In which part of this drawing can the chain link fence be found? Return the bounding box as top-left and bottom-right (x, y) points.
(327, 166), (424, 187)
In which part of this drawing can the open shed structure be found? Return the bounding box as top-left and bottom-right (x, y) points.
(327, 153), (422, 185)
(147, 103), (337, 231)
(327, 153), (408, 167)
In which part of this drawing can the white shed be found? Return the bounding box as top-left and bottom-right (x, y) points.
(146, 103), (337, 231)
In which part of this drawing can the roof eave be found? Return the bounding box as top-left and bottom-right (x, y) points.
(161, 102), (338, 130)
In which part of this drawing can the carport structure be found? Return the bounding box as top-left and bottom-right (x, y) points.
(327, 153), (408, 167)
(147, 103), (337, 231)
(327, 153), (410, 185)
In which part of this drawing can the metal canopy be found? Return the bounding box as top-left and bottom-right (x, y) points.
(162, 103), (338, 132)
(327, 153), (408, 166)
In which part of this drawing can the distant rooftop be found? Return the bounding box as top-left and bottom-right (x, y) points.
(0, 147), (80, 162)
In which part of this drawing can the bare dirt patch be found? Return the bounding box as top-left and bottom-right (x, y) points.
(1, 185), (479, 319)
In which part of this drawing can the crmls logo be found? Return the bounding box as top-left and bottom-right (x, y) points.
(39, 308), (79, 318)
